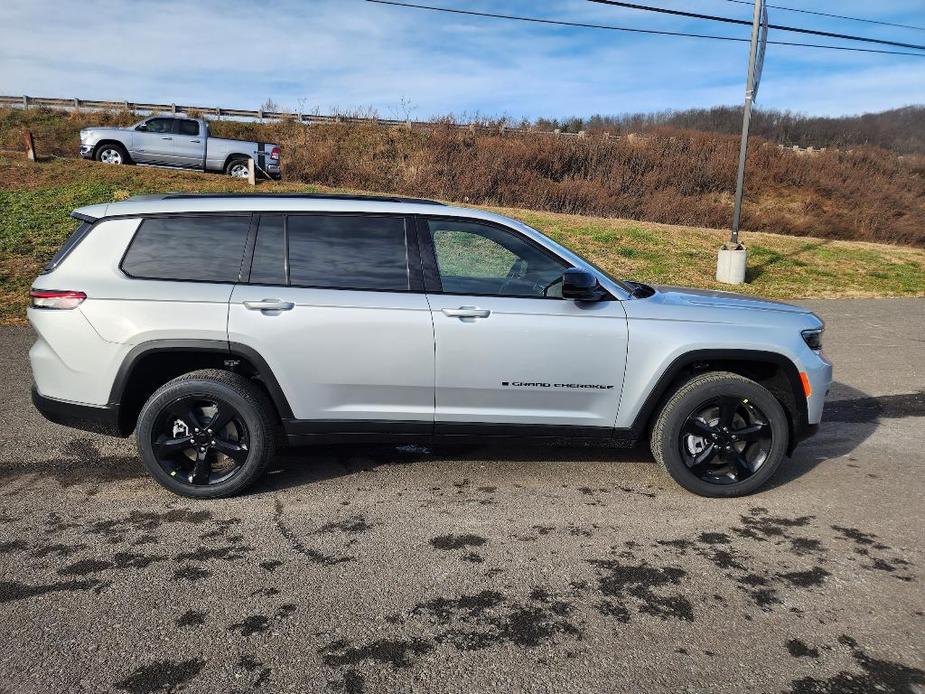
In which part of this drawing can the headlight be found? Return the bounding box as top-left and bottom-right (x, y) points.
(801, 328), (823, 351)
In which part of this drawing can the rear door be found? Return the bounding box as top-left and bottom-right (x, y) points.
(420, 216), (628, 435)
(228, 213), (435, 436)
(171, 119), (206, 168)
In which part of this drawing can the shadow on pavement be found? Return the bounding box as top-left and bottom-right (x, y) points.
(253, 381), (916, 496)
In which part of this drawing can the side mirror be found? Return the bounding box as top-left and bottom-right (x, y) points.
(561, 269), (604, 301)
(135, 123), (148, 131)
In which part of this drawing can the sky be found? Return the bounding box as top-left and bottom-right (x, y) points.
(1, 0), (924, 120)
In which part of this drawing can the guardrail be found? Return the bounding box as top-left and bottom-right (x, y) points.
(0, 94), (588, 138)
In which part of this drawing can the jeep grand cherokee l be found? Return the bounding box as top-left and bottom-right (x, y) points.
(28, 193), (832, 498)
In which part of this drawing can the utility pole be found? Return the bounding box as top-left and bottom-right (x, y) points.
(717, 0), (767, 284)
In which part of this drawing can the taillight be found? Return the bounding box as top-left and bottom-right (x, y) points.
(270, 146), (280, 160)
(30, 289), (87, 310)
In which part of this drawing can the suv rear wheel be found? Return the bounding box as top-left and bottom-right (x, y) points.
(136, 369), (276, 498)
(650, 371), (789, 497)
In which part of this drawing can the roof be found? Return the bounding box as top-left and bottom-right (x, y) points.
(71, 193), (508, 225)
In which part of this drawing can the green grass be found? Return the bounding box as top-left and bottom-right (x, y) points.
(1, 153), (923, 325)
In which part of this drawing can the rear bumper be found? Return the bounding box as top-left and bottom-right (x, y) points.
(32, 385), (124, 437)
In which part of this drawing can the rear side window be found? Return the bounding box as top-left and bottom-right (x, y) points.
(42, 220), (93, 274)
(122, 216), (250, 282)
(177, 119), (199, 136)
(287, 215), (409, 291)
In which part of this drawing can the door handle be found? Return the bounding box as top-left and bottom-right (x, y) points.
(191, 139), (201, 143)
(161, 136), (173, 140)
(442, 306), (491, 319)
(243, 299), (294, 311)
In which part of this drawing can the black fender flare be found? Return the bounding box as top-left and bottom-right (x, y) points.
(628, 349), (808, 451)
(109, 339), (293, 420)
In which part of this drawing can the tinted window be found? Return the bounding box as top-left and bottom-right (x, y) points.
(177, 119), (199, 136)
(144, 118), (174, 134)
(249, 215), (286, 285)
(122, 216), (250, 282)
(287, 215), (408, 290)
(427, 219), (567, 298)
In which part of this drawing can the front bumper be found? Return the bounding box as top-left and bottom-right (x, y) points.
(79, 144), (94, 159)
(32, 385), (123, 437)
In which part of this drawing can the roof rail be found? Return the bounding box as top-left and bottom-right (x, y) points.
(138, 192), (447, 205)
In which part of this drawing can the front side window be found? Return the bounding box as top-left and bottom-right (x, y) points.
(142, 118), (174, 134)
(177, 119), (200, 136)
(426, 219), (568, 298)
(286, 215), (409, 291)
(122, 215), (250, 282)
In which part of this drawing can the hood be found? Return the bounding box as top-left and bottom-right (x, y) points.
(652, 285), (813, 316)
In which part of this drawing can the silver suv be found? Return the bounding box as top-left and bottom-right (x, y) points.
(28, 194), (832, 498)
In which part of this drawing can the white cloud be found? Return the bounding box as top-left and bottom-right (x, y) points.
(0, 0), (922, 118)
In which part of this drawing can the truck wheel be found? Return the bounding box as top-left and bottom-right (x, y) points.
(226, 157), (251, 178)
(135, 369), (277, 498)
(95, 143), (130, 165)
(650, 371), (789, 498)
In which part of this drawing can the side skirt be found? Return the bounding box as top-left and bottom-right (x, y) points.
(283, 419), (637, 447)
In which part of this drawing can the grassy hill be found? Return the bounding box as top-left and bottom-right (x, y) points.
(1, 153), (922, 325)
(3, 107), (924, 248)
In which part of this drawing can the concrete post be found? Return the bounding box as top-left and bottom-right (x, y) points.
(247, 158), (256, 186)
(23, 130), (36, 161)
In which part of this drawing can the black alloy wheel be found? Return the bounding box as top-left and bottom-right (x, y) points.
(151, 395), (250, 487)
(136, 369), (276, 498)
(679, 396), (772, 485)
(650, 371), (789, 497)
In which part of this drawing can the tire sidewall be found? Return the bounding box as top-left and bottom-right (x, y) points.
(658, 376), (790, 497)
(226, 158), (250, 178)
(95, 144), (127, 164)
(136, 378), (271, 498)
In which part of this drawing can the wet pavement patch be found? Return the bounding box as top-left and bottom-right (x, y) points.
(786, 635), (925, 694)
(173, 565), (211, 582)
(588, 560), (693, 622)
(319, 638), (434, 669)
(229, 615), (271, 637)
(176, 609), (207, 627)
(115, 658), (205, 694)
(318, 516), (373, 533)
(0, 578), (103, 603)
(430, 533), (487, 550)
(786, 639), (820, 658)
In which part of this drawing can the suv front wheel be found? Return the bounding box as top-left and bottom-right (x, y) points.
(650, 371), (790, 497)
(136, 369), (277, 498)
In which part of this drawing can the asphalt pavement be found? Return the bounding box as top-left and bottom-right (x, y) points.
(1, 298), (923, 693)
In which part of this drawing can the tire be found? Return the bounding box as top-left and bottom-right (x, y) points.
(94, 143), (130, 165)
(649, 371), (789, 498)
(136, 369), (277, 498)
(225, 157), (251, 179)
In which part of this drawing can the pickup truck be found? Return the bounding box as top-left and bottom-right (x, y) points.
(79, 115), (281, 179)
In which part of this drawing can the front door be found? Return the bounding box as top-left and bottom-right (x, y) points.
(228, 213), (434, 436)
(420, 217), (628, 434)
(130, 117), (179, 165)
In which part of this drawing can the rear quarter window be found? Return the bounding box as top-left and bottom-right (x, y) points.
(42, 220), (93, 274)
(121, 215), (251, 282)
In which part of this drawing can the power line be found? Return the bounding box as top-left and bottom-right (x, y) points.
(719, 0), (925, 33)
(365, 1), (925, 58)
(588, 0), (925, 51)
